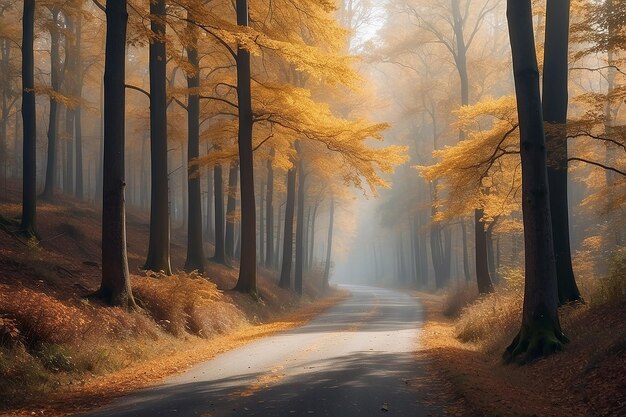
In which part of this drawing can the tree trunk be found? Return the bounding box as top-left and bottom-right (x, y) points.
(233, 0), (257, 294)
(205, 154), (215, 241)
(74, 14), (84, 199)
(504, 0), (567, 363)
(20, 0), (37, 238)
(259, 180), (265, 264)
(42, 8), (62, 199)
(323, 198), (335, 290)
(212, 164), (227, 264)
(542, 0), (581, 304)
(64, 108), (74, 194)
(225, 161), (238, 261)
(294, 159), (306, 296)
(144, 0), (172, 275)
(97, 0), (135, 308)
(475, 209), (494, 293)
(461, 221), (471, 281)
(184, 22), (205, 273)
(96, 80), (104, 202)
(279, 168), (296, 289)
(265, 150), (274, 267)
(308, 202), (319, 270)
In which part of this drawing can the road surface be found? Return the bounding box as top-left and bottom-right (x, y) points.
(80, 285), (441, 417)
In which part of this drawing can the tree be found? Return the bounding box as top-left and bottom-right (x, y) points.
(42, 7), (63, 199)
(212, 163), (227, 263)
(183, 15), (205, 273)
(96, 0), (135, 308)
(20, 0), (37, 238)
(503, 0), (568, 363)
(323, 197), (335, 289)
(294, 147), (306, 296)
(265, 148), (275, 267)
(144, 0), (172, 275)
(543, 0), (582, 305)
(279, 167), (296, 289)
(233, 0), (256, 294)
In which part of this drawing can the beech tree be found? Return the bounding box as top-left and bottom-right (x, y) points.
(20, 0), (37, 238)
(503, 0), (567, 363)
(96, 0), (135, 308)
(144, 0), (172, 275)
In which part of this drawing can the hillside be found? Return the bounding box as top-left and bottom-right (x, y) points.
(0, 182), (342, 415)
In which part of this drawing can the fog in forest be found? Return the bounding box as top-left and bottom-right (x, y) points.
(0, 0), (625, 414)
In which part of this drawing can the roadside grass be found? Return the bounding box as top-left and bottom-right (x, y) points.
(420, 252), (626, 416)
(0, 188), (346, 413)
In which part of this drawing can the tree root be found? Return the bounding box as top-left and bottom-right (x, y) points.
(503, 318), (569, 364)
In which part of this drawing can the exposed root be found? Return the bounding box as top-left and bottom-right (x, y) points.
(503, 317), (569, 364)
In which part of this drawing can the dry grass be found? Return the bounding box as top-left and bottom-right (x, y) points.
(419, 254), (626, 416)
(0, 187), (345, 413)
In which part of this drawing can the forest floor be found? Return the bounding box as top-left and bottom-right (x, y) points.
(417, 289), (626, 416)
(0, 183), (346, 416)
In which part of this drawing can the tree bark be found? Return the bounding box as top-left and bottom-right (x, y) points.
(74, 14), (84, 199)
(97, 0), (135, 308)
(212, 164), (227, 264)
(233, 0), (257, 294)
(20, 0), (37, 237)
(259, 180), (265, 264)
(542, 0), (582, 304)
(279, 167), (296, 289)
(265, 150), (275, 267)
(323, 197), (335, 290)
(144, 0), (172, 275)
(184, 21), (205, 273)
(42, 8), (62, 199)
(308, 202), (319, 271)
(225, 161), (238, 261)
(504, 0), (567, 363)
(475, 209), (494, 293)
(294, 158), (306, 296)
(205, 155), (215, 242)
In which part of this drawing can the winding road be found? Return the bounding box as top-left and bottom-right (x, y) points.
(80, 285), (441, 417)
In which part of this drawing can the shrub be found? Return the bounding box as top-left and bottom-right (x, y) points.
(132, 273), (223, 337)
(454, 268), (524, 351)
(443, 282), (479, 318)
(591, 247), (626, 306)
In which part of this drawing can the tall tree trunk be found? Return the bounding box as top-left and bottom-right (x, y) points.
(42, 8), (62, 199)
(144, 0), (171, 274)
(461, 221), (471, 281)
(294, 159), (306, 296)
(205, 154), (215, 242)
(259, 180), (265, 264)
(225, 161), (238, 261)
(303, 205), (310, 272)
(279, 168), (296, 289)
(64, 108), (74, 194)
(308, 202), (319, 271)
(542, 0), (581, 304)
(323, 197), (335, 290)
(97, 0), (135, 308)
(504, 0), (567, 363)
(96, 80), (104, 202)
(212, 164), (227, 264)
(20, 0), (37, 237)
(74, 14), (84, 199)
(233, 0), (256, 294)
(184, 21), (205, 273)
(475, 209), (494, 293)
(275, 198), (284, 267)
(452, 0), (493, 293)
(265, 150), (274, 267)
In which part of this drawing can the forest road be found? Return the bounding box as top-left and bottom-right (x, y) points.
(79, 285), (441, 417)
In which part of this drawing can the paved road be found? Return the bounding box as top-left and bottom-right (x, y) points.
(80, 285), (440, 417)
